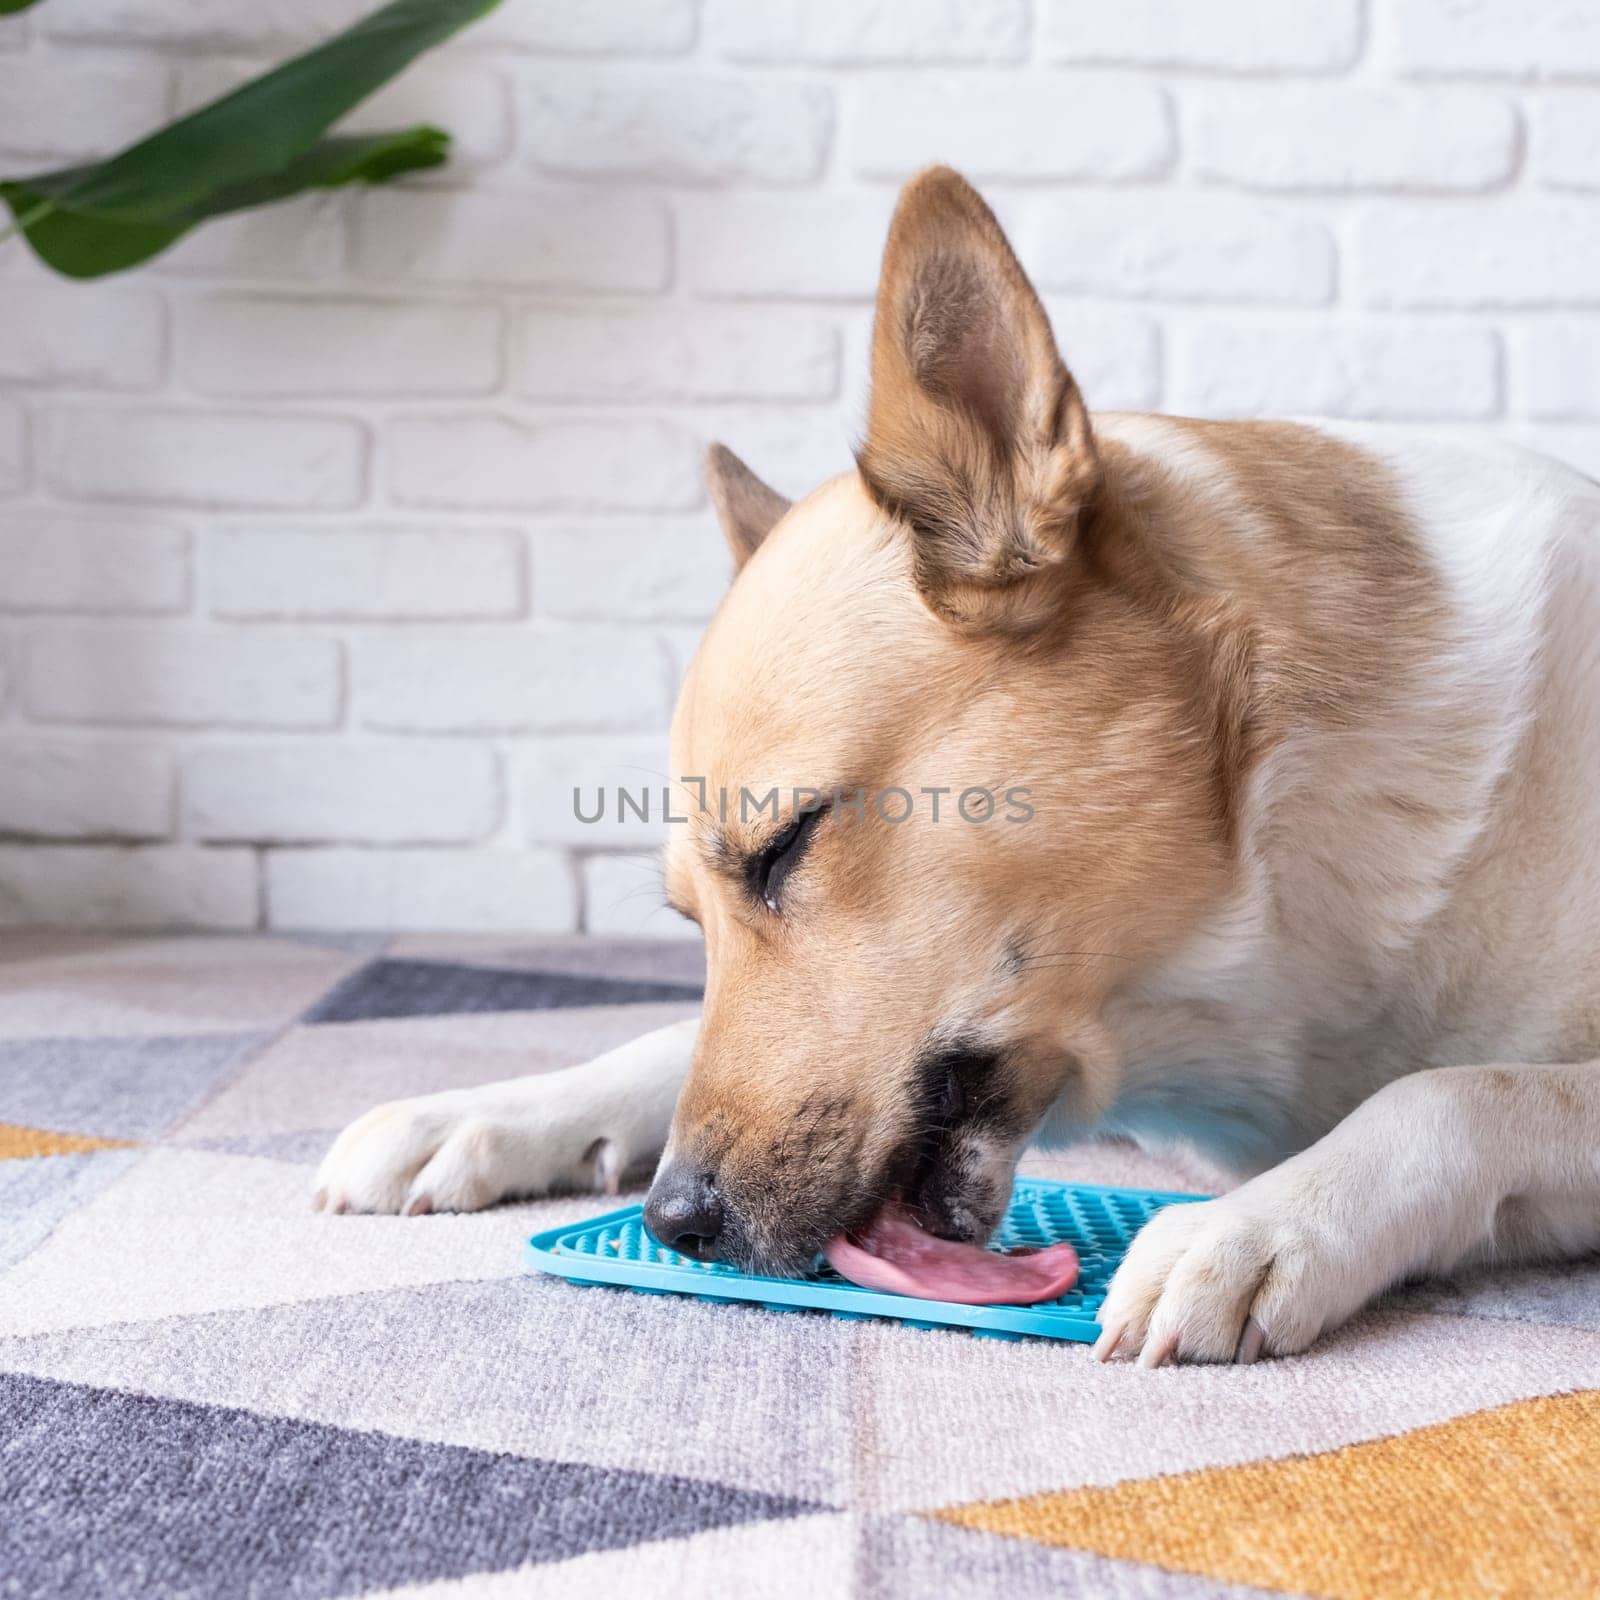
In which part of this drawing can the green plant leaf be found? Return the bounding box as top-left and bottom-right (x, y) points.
(2, 128), (448, 278)
(0, 0), (500, 277)
(0, 1), (44, 15)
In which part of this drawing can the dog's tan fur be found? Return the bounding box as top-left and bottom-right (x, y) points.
(318, 169), (1600, 1364)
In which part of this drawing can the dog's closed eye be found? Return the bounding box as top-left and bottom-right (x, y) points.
(749, 804), (828, 911)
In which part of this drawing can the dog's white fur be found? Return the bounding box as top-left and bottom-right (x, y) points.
(318, 176), (1600, 1367)
(1079, 421), (1600, 1361)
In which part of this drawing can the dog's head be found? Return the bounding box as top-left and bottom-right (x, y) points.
(644, 169), (1240, 1274)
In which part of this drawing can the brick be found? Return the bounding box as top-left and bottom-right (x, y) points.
(0, 845), (256, 930)
(531, 521), (730, 622)
(355, 188), (669, 292)
(388, 414), (702, 513)
(176, 59), (512, 168)
(583, 852), (699, 940)
(1189, 87), (1518, 192)
(691, 409), (857, 499)
(1043, 0), (1360, 72)
(1042, 305), (1162, 411)
(0, 400), (27, 495)
(40, 0), (371, 51)
(657, 625), (705, 698)
(523, 74), (832, 186)
(352, 627), (668, 734)
(26, 627), (340, 729)
(180, 296), (502, 399)
(209, 526), (524, 621)
(681, 194), (894, 300)
(1173, 323), (1501, 420)
(516, 309), (838, 402)
(477, 0), (695, 55)
(1356, 202), (1600, 308)
(0, 55), (169, 164)
(0, 741), (173, 840)
(0, 282), (165, 390)
(183, 742), (498, 845)
(523, 733), (674, 849)
(1532, 92), (1600, 190)
(1518, 324), (1600, 418)
(266, 847), (577, 933)
(0, 515), (188, 615)
(707, 0), (1029, 63)
(854, 77), (1172, 182)
(1389, 0), (1600, 79)
(351, 64), (511, 168)
(1032, 194), (1335, 305)
(42, 408), (366, 510)
(153, 196), (347, 280)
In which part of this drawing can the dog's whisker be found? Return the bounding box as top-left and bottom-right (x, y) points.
(611, 764), (708, 821)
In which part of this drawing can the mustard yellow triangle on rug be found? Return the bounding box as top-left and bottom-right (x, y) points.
(0, 1122), (135, 1161)
(933, 1388), (1600, 1600)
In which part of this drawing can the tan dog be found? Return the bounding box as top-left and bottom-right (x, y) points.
(316, 168), (1600, 1365)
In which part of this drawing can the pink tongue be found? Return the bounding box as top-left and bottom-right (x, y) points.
(823, 1203), (1079, 1306)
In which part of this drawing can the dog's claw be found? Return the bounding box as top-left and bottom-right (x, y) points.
(1235, 1316), (1266, 1365)
(1092, 1318), (1127, 1362)
(1139, 1330), (1180, 1369)
(312, 1187), (327, 1213)
(404, 1192), (433, 1217)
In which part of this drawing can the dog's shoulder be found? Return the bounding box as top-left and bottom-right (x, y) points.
(1096, 413), (1600, 1074)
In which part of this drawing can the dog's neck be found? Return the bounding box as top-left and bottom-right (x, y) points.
(1068, 418), (1584, 1173)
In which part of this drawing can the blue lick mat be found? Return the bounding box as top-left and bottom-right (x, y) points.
(525, 1177), (1207, 1342)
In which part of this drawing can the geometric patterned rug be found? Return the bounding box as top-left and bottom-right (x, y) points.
(3, 932), (1599, 1599)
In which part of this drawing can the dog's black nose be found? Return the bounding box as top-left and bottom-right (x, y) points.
(643, 1165), (725, 1259)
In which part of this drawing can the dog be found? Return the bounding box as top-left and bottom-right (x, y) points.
(315, 167), (1600, 1366)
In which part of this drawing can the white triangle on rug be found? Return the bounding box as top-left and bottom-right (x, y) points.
(0, 1146), (610, 1337)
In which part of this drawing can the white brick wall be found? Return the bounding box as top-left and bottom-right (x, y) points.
(350, 627), (668, 733)
(1385, 1), (1600, 79)
(25, 627), (342, 729)
(208, 524), (526, 620)
(1, 284), (166, 389)
(0, 846), (257, 930)
(386, 413), (703, 512)
(179, 296), (504, 398)
(480, 1), (697, 59)
(1186, 87), (1518, 192)
(42, 409), (368, 509)
(0, 741), (174, 841)
(1043, 0), (1361, 73)
(523, 73), (834, 185)
(0, 515), (189, 614)
(182, 741), (500, 843)
(4, 0), (1600, 933)
(0, 400), (25, 496)
(266, 846), (576, 932)
(0, 55), (171, 165)
(514, 308), (839, 402)
(1533, 93), (1600, 192)
(852, 77), (1174, 182)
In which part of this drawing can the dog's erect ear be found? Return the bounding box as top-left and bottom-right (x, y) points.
(705, 443), (792, 571)
(859, 167), (1099, 630)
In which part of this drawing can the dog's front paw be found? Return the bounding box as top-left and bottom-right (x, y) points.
(312, 1085), (621, 1216)
(1093, 1182), (1368, 1366)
